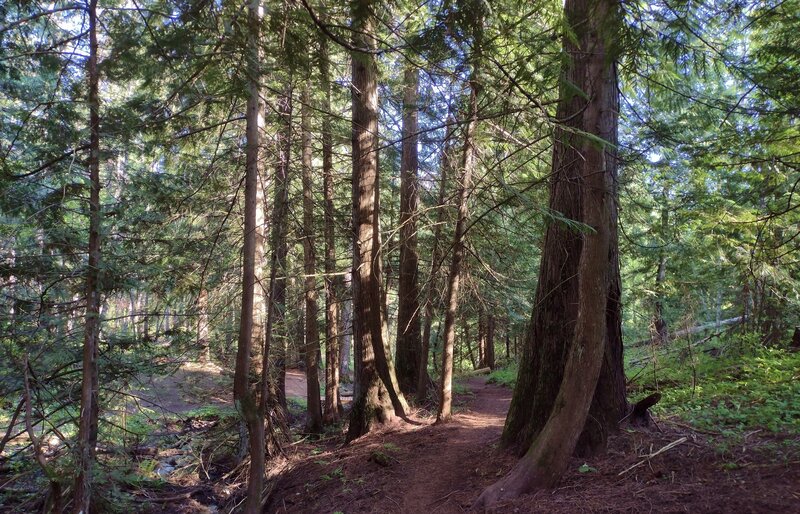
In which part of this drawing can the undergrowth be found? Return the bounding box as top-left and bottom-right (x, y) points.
(630, 341), (800, 435)
(487, 363), (517, 388)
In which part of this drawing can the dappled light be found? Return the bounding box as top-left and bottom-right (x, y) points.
(2, 0), (799, 512)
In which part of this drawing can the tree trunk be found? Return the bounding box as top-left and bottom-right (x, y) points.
(476, 3), (619, 506)
(232, 3), (267, 512)
(505, 321), (510, 360)
(416, 115), (455, 402)
(477, 308), (486, 368)
(486, 314), (496, 370)
(437, 59), (480, 423)
(396, 66), (422, 394)
(320, 34), (342, 424)
(266, 85), (292, 411)
(73, 2), (101, 510)
(197, 288), (210, 362)
(465, 316), (477, 369)
(347, 0), (396, 442)
(652, 203), (669, 344)
(301, 87), (323, 433)
(340, 272), (353, 386)
(500, 0), (626, 458)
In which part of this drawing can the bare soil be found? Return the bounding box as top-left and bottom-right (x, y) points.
(268, 376), (800, 513)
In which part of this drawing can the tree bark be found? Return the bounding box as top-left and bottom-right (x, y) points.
(340, 272), (353, 386)
(197, 288), (210, 362)
(477, 3), (620, 506)
(396, 65), (422, 394)
(486, 313), (495, 370)
(347, 0), (396, 442)
(301, 87), (324, 433)
(500, 0), (626, 458)
(437, 60), (480, 423)
(73, 1), (101, 510)
(232, 3), (266, 512)
(416, 115), (455, 402)
(320, 34), (342, 423)
(477, 308), (486, 368)
(266, 85), (292, 410)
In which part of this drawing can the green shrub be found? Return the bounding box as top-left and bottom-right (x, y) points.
(630, 344), (800, 434)
(487, 363), (518, 388)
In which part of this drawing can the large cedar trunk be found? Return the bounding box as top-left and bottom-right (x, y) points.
(500, 0), (626, 458)
(73, 2), (101, 510)
(396, 66), (422, 394)
(301, 88), (324, 433)
(347, 0), (396, 442)
(477, 1), (622, 505)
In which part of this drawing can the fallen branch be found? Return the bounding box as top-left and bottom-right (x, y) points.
(131, 487), (200, 503)
(618, 437), (687, 476)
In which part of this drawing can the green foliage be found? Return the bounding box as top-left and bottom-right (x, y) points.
(486, 363), (518, 388)
(631, 342), (800, 434)
(288, 396), (308, 417)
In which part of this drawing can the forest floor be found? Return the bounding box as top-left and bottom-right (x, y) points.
(6, 365), (796, 512)
(266, 376), (800, 514)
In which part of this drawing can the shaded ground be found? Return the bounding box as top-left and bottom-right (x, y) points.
(269, 377), (800, 513)
(127, 361), (232, 416)
(128, 364), (314, 410)
(5, 367), (795, 512)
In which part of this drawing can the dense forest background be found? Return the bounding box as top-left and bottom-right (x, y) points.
(1, 0), (798, 512)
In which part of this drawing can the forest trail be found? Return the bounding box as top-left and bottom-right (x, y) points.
(269, 375), (800, 514)
(271, 376), (517, 513)
(399, 377), (511, 512)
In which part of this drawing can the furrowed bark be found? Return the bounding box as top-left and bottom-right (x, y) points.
(396, 65), (422, 394)
(478, 0), (624, 507)
(320, 33), (342, 423)
(501, 0), (626, 458)
(346, 0), (395, 442)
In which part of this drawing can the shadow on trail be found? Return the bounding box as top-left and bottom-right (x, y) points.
(269, 376), (515, 514)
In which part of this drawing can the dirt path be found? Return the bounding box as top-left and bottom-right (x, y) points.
(399, 377), (511, 512)
(269, 376), (800, 513)
(270, 376), (515, 513)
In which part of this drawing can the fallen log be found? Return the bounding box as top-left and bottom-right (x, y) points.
(631, 316), (742, 348)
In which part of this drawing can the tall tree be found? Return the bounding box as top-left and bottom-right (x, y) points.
(265, 85), (292, 410)
(416, 115), (455, 402)
(478, 0), (624, 505)
(320, 33), (342, 423)
(396, 66), (422, 394)
(301, 87), (324, 433)
(438, 42), (481, 423)
(232, 1), (267, 511)
(347, 0), (397, 441)
(500, 0), (627, 457)
(73, 0), (101, 510)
